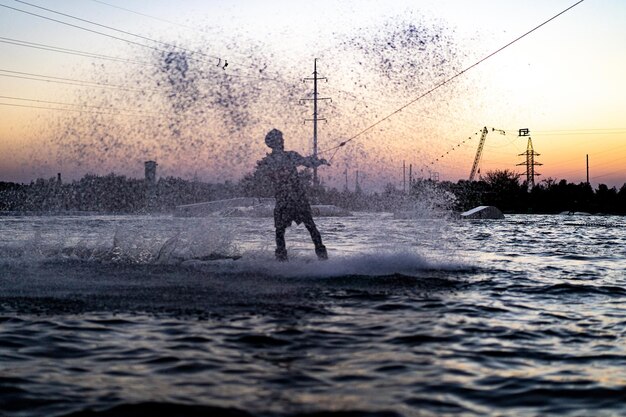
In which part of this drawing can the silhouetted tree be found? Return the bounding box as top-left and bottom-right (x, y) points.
(595, 184), (619, 214)
(480, 169), (526, 212)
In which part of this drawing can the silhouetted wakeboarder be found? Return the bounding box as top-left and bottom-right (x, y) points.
(257, 128), (329, 262)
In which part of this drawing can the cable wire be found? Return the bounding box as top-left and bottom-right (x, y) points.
(0, 36), (283, 84)
(90, 0), (215, 38)
(0, 94), (163, 115)
(0, 68), (159, 92)
(319, 0), (586, 158)
(6, 1), (285, 82)
(0, 101), (156, 117)
(0, 36), (152, 66)
(0, 3), (173, 57)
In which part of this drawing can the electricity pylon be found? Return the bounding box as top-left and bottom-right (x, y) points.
(516, 128), (542, 188)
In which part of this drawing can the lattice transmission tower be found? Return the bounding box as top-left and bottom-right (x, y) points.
(516, 128), (542, 188)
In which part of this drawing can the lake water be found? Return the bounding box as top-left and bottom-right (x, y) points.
(1, 213), (625, 417)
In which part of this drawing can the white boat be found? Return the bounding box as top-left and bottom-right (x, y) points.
(460, 206), (505, 219)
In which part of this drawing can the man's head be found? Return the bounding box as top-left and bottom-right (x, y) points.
(265, 128), (284, 150)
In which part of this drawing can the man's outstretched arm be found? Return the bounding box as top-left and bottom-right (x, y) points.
(289, 151), (330, 168)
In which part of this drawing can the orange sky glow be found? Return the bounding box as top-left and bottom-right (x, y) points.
(1, 0), (625, 190)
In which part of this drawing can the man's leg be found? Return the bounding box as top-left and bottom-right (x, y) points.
(303, 215), (327, 260)
(275, 226), (288, 261)
(274, 207), (288, 261)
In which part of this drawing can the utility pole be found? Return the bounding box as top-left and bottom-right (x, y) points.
(516, 128), (542, 189)
(403, 161), (406, 193)
(586, 154), (589, 185)
(302, 59), (331, 187)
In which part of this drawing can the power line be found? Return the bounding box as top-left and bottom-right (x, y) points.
(546, 142), (626, 172)
(484, 136), (519, 149)
(534, 128), (626, 133)
(325, 84), (468, 132)
(0, 3), (173, 58)
(0, 72), (144, 91)
(13, 0), (221, 62)
(88, 0), (288, 77)
(585, 155), (626, 170)
(90, 0), (211, 37)
(0, 94), (163, 115)
(549, 155), (626, 179)
(319, 0), (586, 157)
(535, 131), (626, 136)
(0, 35), (281, 85)
(1, 2), (253, 80)
(591, 169), (626, 181)
(0, 2), (309, 100)
(0, 68), (159, 92)
(7, 1), (281, 81)
(0, 101), (156, 117)
(0, 36), (152, 66)
(1, 33), (295, 102)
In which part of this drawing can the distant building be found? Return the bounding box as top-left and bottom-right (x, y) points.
(144, 160), (157, 184)
(144, 160), (158, 211)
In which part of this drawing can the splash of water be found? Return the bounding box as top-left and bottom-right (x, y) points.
(0, 217), (239, 265)
(35, 10), (465, 190)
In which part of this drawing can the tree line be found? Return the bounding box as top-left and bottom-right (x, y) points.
(0, 174), (239, 214)
(438, 169), (626, 215)
(1, 169), (625, 215)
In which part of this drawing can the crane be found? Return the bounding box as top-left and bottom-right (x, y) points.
(468, 126), (506, 181)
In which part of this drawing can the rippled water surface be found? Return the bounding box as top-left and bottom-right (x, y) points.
(1, 213), (625, 417)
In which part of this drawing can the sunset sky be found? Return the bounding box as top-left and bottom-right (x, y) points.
(1, 0), (625, 190)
